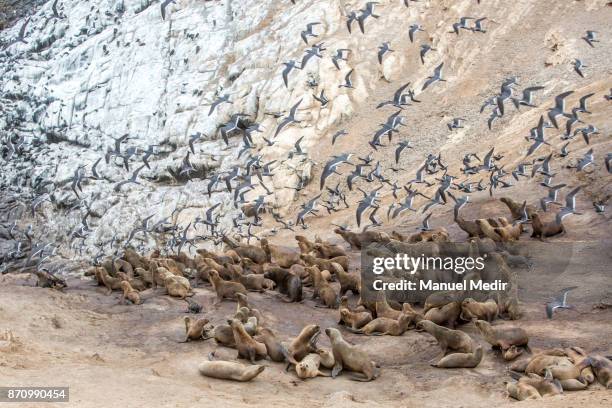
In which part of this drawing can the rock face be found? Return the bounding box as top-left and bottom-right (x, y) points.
(0, 0), (364, 260)
(1, 0), (611, 267)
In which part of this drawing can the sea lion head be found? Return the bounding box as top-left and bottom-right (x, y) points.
(340, 309), (350, 319)
(415, 320), (434, 332)
(325, 327), (341, 340)
(201, 324), (215, 340)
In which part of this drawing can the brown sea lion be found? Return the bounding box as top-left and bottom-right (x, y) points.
(565, 347), (595, 384)
(326, 327), (378, 381)
(295, 235), (317, 254)
(295, 354), (331, 379)
(119, 280), (141, 305)
(260, 238), (302, 267)
(423, 291), (459, 314)
(424, 301), (461, 328)
(263, 265), (302, 302)
(339, 309), (373, 330)
(160, 267), (193, 298)
(202, 323), (235, 347)
(590, 355), (612, 388)
(455, 215), (485, 238)
(416, 320), (474, 361)
(334, 228), (390, 250)
(474, 320), (529, 358)
(524, 354), (590, 390)
(209, 270), (247, 303)
(183, 317), (210, 342)
(313, 242), (347, 259)
(494, 223), (523, 242)
(254, 328), (285, 362)
(531, 213), (565, 239)
(228, 268), (267, 292)
(476, 219), (504, 242)
(97, 267), (123, 294)
(116, 271), (146, 292)
(283, 324), (320, 368)
(347, 314), (415, 336)
(330, 262), (360, 295)
(433, 345), (483, 368)
(505, 381), (541, 400)
(300, 254), (349, 273)
(199, 356), (265, 382)
(315, 278), (340, 308)
(500, 197), (538, 221)
(517, 370), (563, 397)
(230, 243), (268, 264)
(228, 319), (267, 363)
(409, 227), (450, 243)
(460, 298), (498, 322)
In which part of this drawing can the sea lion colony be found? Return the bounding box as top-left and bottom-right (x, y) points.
(0, 0), (611, 403)
(55, 213), (603, 397)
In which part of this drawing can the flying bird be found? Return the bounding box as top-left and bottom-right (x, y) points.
(421, 63), (445, 91)
(274, 99), (302, 138)
(546, 287), (577, 319)
(161, 0), (176, 20)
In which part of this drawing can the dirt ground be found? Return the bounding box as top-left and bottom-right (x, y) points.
(1, 220), (611, 407)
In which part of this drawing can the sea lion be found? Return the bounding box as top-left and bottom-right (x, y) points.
(183, 317), (210, 342)
(590, 355), (612, 388)
(460, 298), (498, 322)
(566, 346), (595, 383)
(424, 301), (461, 328)
(455, 215), (485, 238)
(116, 271), (146, 292)
(260, 238), (302, 267)
(325, 327), (378, 381)
(409, 228), (450, 243)
(474, 320), (529, 359)
(416, 320), (474, 361)
(243, 316), (258, 336)
(316, 278), (340, 308)
(330, 263), (360, 295)
(228, 319), (267, 363)
(316, 348), (335, 369)
(228, 268), (267, 292)
(230, 244), (268, 264)
(433, 345), (483, 368)
(300, 254), (349, 273)
(347, 314), (415, 336)
(494, 223), (523, 242)
(500, 197), (538, 221)
(263, 265), (303, 302)
(476, 219), (504, 242)
(516, 370), (563, 397)
(313, 242), (347, 259)
(524, 354), (590, 389)
(295, 353), (331, 379)
(254, 328), (285, 362)
(375, 295), (407, 320)
(119, 280), (141, 305)
(209, 270), (247, 303)
(531, 213), (565, 239)
(295, 235), (317, 254)
(284, 324), (320, 368)
(339, 309), (373, 330)
(124, 248), (149, 270)
(423, 291), (459, 314)
(97, 267), (123, 294)
(505, 381), (541, 400)
(202, 323), (235, 347)
(334, 228), (390, 250)
(199, 357), (265, 382)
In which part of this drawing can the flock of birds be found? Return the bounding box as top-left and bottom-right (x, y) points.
(0, 0), (610, 279)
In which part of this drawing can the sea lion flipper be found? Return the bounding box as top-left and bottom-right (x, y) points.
(331, 362), (343, 378)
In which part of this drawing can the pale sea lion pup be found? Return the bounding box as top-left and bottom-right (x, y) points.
(199, 353), (265, 382)
(182, 317), (210, 342)
(433, 346), (484, 368)
(295, 354), (331, 379)
(120, 280), (141, 305)
(416, 320), (474, 362)
(316, 348), (335, 369)
(326, 327), (378, 382)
